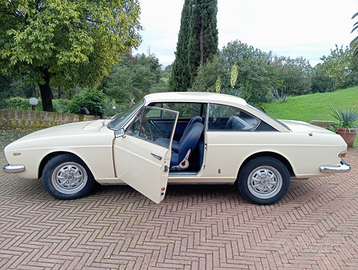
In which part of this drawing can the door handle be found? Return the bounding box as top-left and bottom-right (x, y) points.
(151, 153), (162, 160)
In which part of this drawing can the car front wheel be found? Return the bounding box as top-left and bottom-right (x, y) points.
(238, 157), (290, 205)
(42, 154), (95, 200)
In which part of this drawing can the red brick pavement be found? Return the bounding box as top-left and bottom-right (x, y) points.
(1, 144), (358, 269)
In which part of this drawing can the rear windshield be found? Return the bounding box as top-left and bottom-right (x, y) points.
(247, 104), (290, 131)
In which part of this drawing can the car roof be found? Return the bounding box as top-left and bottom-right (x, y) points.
(143, 92), (290, 132)
(144, 92), (247, 107)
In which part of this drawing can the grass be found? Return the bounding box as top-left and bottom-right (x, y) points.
(260, 86), (358, 146)
(260, 86), (358, 123)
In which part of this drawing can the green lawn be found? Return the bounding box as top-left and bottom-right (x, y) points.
(260, 86), (358, 146)
(260, 86), (358, 123)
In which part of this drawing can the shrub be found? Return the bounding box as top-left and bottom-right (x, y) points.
(3, 94), (111, 116)
(3, 97), (71, 112)
(311, 68), (335, 93)
(68, 89), (108, 117)
(5, 97), (33, 110)
(343, 72), (358, 89)
(53, 99), (71, 113)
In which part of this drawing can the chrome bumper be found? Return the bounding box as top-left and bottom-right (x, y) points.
(319, 159), (351, 173)
(3, 164), (25, 173)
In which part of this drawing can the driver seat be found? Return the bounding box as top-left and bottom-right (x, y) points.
(155, 116), (202, 152)
(170, 122), (204, 169)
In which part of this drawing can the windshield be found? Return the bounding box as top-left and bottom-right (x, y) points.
(107, 99), (145, 130)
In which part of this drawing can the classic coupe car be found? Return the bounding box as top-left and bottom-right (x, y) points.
(3, 92), (351, 205)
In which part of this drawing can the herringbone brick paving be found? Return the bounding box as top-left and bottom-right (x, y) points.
(1, 130), (358, 269)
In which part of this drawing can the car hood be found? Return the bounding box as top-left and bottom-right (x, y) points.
(279, 120), (334, 134)
(11, 120), (111, 142)
(4, 120), (114, 154)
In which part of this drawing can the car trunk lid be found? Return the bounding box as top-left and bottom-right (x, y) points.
(279, 120), (334, 134)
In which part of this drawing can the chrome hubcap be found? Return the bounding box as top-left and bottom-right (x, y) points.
(247, 166), (282, 199)
(52, 162), (87, 194)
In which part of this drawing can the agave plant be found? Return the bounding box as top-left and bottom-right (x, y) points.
(270, 87), (289, 103)
(330, 107), (358, 133)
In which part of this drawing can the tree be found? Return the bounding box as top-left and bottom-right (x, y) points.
(271, 56), (312, 96)
(135, 51), (162, 84)
(102, 63), (135, 105)
(100, 51), (165, 104)
(169, 0), (192, 92)
(0, 74), (12, 109)
(188, 0), (218, 83)
(192, 41), (279, 103)
(311, 68), (335, 93)
(350, 12), (358, 61)
(0, 0), (142, 111)
(317, 45), (353, 90)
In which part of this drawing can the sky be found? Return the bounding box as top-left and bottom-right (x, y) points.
(135, 0), (358, 68)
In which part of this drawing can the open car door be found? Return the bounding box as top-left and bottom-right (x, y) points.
(113, 106), (178, 204)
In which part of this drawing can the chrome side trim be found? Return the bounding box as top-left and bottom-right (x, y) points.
(3, 164), (25, 173)
(319, 159), (351, 173)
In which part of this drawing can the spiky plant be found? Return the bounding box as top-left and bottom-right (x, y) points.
(330, 107), (358, 133)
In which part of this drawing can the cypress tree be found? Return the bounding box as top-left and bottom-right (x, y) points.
(188, 0), (218, 83)
(169, 0), (192, 92)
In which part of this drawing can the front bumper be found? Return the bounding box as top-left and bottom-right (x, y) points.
(319, 159), (351, 173)
(3, 164), (25, 173)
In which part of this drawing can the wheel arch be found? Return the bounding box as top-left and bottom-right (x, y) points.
(38, 151), (91, 179)
(238, 151), (295, 179)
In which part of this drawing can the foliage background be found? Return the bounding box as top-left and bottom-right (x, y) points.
(0, 0), (142, 111)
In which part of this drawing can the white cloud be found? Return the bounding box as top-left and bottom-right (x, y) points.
(136, 0), (358, 67)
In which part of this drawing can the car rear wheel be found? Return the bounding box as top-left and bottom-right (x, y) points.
(238, 157), (290, 205)
(42, 154), (95, 200)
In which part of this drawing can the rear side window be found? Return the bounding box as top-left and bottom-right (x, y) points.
(208, 104), (259, 131)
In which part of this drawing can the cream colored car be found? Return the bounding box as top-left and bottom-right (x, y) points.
(3, 92), (351, 205)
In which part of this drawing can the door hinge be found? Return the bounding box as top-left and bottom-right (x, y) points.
(163, 165), (169, 172)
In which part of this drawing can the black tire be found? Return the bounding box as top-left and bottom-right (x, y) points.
(42, 154), (95, 200)
(238, 157), (290, 205)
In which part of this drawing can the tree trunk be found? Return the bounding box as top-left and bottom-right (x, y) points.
(199, 23), (204, 66)
(38, 68), (53, 112)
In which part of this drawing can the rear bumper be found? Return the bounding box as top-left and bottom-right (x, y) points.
(3, 164), (25, 173)
(319, 159), (351, 173)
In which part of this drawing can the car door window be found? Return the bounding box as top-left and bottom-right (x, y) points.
(208, 104), (258, 131)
